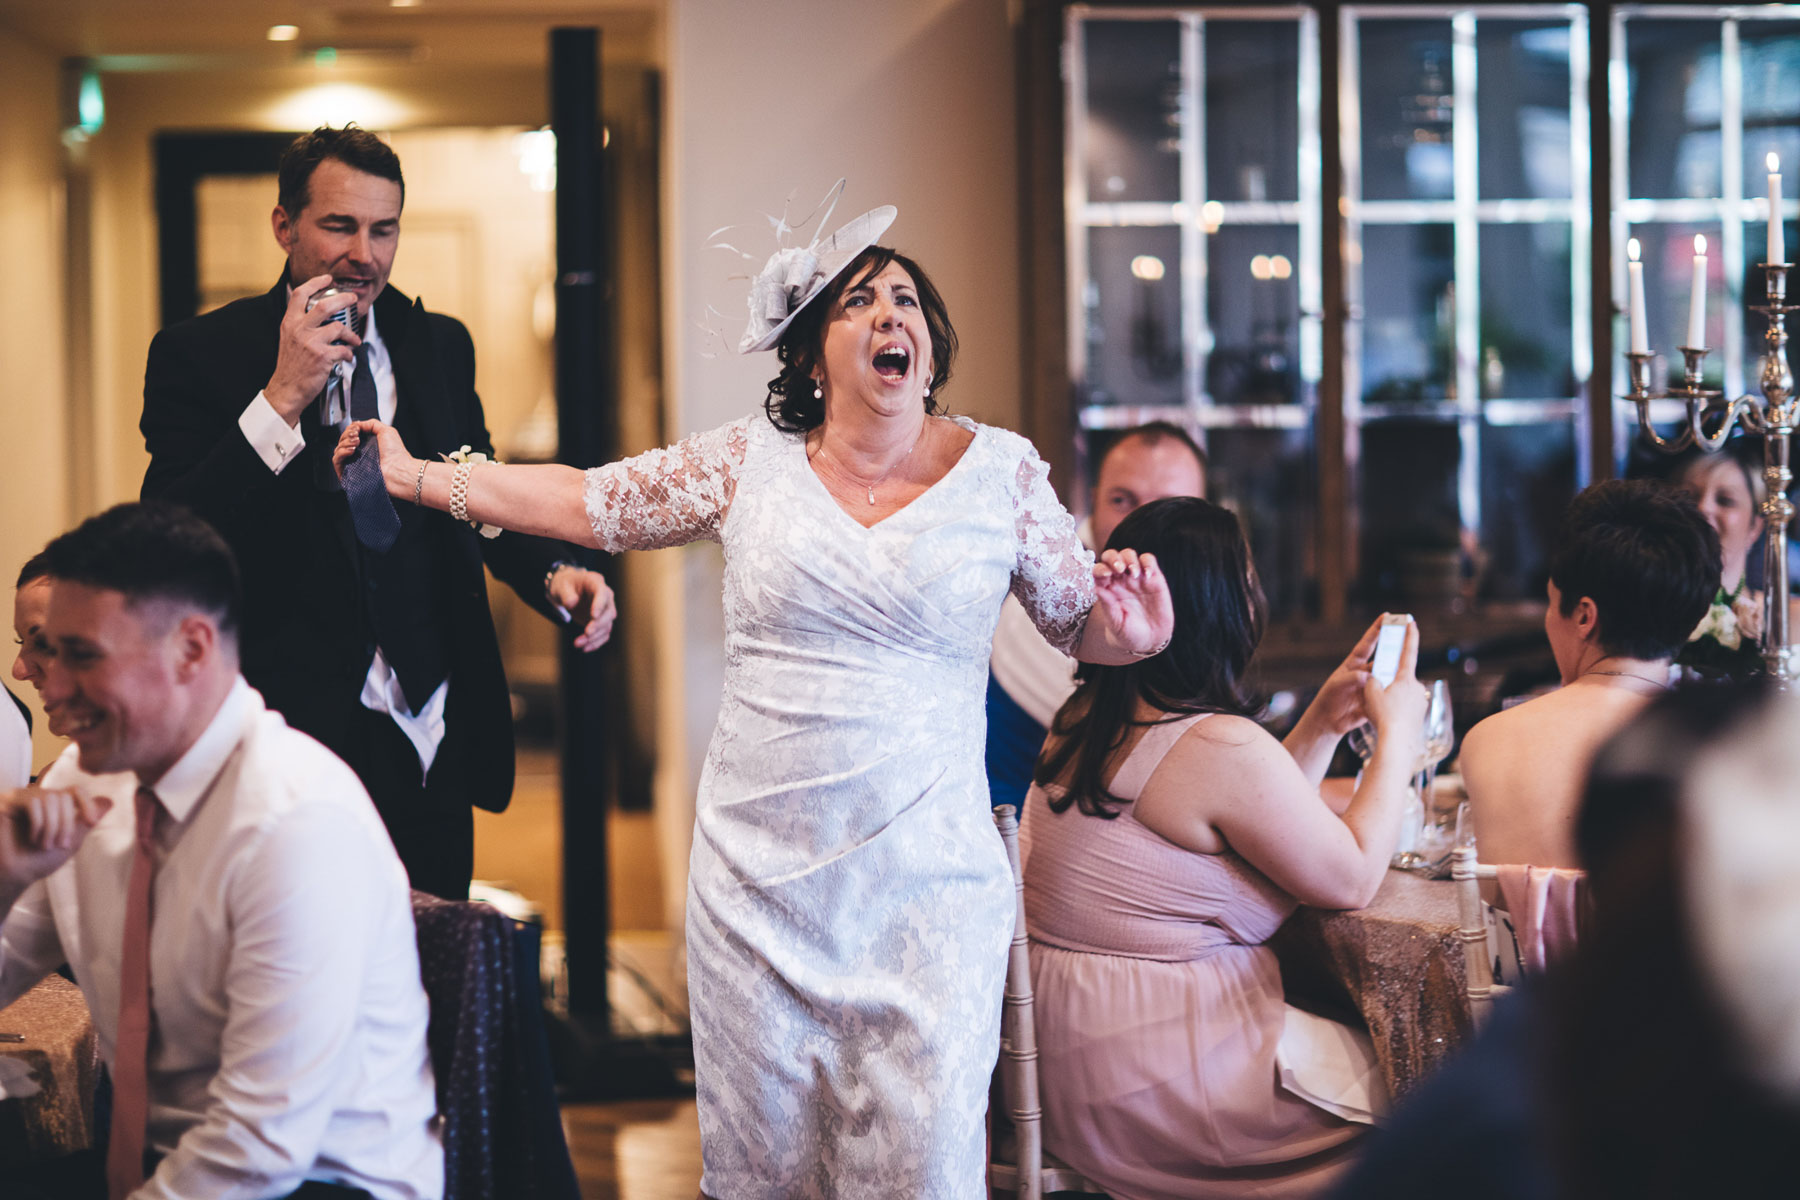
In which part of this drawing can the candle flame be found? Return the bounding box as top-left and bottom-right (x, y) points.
(1628, 238), (1641, 262)
(1771, 151), (1782, 174)
(1696, 233), (1707, 255)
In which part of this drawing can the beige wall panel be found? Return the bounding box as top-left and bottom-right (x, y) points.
(0, 29), (71, 766)
(660, 0), (1022, 933)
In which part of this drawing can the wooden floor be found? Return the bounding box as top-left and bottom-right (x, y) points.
(475, 748), (703, 1196)
(472, 748), (667, 934)
(563, 1099), (703, 1200)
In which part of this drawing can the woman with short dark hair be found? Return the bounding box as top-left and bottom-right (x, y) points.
(1023, 496), (1427, 1199)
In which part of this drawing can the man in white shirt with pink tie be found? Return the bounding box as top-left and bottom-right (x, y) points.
(0, 502), (441, 1200)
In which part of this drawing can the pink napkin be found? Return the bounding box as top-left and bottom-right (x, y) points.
(1495, 864), (1586, 973)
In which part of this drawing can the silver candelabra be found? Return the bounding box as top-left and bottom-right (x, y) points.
(1624, 261), (1798, 681)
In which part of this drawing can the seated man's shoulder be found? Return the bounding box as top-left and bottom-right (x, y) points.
(1460, 698), (1561, 797)
(215, 716), (412, 911)
(1462, 687), (1627, 867)
(235, 708), (392, 835)
(1465, 685), (1592, 748)
(1464, 695), (1532, 747)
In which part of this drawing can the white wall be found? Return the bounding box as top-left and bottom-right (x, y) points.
(658, 0), (1022, 928)
(0, 27), (72, 765)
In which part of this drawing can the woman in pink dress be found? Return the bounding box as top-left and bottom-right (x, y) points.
(1021, 497), (1427, 1199)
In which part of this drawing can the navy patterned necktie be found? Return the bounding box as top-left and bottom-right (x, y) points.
(339, 342), (401, 552)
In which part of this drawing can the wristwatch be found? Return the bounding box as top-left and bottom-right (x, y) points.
(543, 560), (581, 603)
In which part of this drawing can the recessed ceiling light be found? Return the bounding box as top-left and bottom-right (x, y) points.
(390, 0), (422, 8)
(268, 25), (300, 42)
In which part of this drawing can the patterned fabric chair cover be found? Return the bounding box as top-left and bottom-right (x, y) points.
(409, 892), (580, 1200)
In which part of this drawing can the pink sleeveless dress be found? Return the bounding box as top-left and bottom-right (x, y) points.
(1021, 713), (1372, 1199)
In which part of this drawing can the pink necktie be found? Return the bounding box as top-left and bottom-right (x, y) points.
(107, 787), (160, 1200)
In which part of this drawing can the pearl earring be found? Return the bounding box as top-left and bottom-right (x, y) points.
(813, 383), (823, 400)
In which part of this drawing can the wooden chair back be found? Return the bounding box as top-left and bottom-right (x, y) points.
(1451, 845), (1511, 1028)
(989, 804), (1109, 1199)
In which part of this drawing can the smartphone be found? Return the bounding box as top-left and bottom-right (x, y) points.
(1370, 614), (1411, 687)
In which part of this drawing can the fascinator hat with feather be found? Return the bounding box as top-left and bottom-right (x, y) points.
(721, 180), (897, 354)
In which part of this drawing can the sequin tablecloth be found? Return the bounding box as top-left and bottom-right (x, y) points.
(1270, 869), (1472, 1099)
(0, 974), (99, 1163)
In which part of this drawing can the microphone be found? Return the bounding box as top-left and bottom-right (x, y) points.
(306, 286), (355, 426)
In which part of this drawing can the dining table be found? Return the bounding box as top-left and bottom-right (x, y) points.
(1270, 866), (1474, 1100)
(0, 973), (100, 1165)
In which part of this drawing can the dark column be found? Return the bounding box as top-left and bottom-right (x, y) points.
(550, 25), (688, 1099)
(551, 24), (614, 1029)
(1318, 6), (1351, 624)
(1587, 7), (1615, 484)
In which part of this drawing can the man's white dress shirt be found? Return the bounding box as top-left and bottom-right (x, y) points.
(0, 678), (443, 1200)
(236, 303), (450, 778)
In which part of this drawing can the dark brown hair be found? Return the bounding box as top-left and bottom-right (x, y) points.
(1035, 497), (1265, 818)
(763, 246), (957, 432)
(15, 550), (49, 590)
(1548, 478), (1720, 660)
(277, 124), (405, 216)
(41, 502), (242, 638)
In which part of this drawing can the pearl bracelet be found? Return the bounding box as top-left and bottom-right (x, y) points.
(449, 461), (474, 523)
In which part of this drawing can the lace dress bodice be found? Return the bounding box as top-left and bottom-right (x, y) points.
(583, 415), (1093, 651)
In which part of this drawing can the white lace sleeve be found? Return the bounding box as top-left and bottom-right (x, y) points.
(1009, 441), (1095, 656)
(583, 419), (749, 552)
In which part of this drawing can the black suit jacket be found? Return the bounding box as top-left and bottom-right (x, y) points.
(140, 278), (574, 814)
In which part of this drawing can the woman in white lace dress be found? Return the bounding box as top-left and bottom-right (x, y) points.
(339, 219), (1172, 1198)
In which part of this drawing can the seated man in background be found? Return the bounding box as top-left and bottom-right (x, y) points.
(986, 421), (1206, 807)
(1460, 478), (1717, 868)
(0, 503), (441, 1200)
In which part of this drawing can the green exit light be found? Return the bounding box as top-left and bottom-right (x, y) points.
(76, 71), (103, 134)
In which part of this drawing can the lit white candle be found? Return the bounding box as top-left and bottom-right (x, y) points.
(1628, 237), (1648, 355)
(1688, 234), (1708, 348)
(1771, 153), (1786, 265)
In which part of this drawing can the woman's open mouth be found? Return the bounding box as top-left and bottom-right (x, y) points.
(872, 344), (911, 381)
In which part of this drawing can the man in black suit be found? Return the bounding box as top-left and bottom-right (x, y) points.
(140, 125), (614, 898)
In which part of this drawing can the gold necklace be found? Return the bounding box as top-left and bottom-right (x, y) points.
(1579, 668), (1669, 690)
(812, 421), (927, 505)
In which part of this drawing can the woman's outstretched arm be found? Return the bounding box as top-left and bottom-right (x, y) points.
(338, 420), (596, 545)
(336, 418), (746, 553)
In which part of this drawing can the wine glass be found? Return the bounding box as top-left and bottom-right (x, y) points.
(1420, 679), (1455, 809)
(1395, 680), (1456, 870)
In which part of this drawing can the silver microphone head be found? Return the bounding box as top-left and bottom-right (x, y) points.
(307, 286), (356, 338)
(306, 286), (356, 421)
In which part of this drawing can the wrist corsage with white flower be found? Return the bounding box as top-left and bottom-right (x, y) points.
(1677, 581), (1764, 680)
(442, 445), (502, 538)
